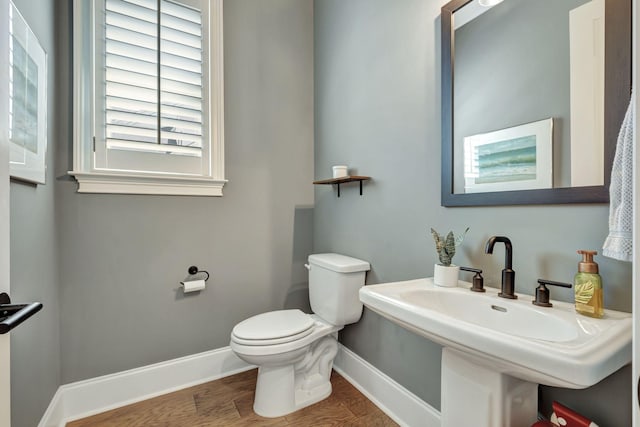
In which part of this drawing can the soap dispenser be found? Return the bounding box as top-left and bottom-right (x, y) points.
(574, 250), (603, 318)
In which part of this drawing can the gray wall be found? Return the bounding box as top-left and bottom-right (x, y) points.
(10, 0), (62, 426)
(55, 0), (314, 383)
(314, 0), (631, 424)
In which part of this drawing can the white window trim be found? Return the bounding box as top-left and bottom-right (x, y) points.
(69, 0), (226, 197)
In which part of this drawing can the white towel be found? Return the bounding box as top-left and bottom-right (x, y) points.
(603, 93), (634, 262)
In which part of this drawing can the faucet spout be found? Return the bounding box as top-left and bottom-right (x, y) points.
(485, 236), (513, 269)
(485, 236), (516, 299)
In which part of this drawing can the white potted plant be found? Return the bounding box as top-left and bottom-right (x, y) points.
(431, 227), (469, 287)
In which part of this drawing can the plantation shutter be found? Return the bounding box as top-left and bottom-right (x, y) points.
(99, 0), (206, 172)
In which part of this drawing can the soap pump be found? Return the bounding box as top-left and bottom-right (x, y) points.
(574, 250), (603, 318)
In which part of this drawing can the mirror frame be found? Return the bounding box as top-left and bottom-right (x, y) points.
(441, 0), (631, 207)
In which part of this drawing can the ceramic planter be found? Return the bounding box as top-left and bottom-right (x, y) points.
(433, 264), (460, 287)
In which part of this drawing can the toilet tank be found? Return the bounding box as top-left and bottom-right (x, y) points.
(307, 253), (370, 326)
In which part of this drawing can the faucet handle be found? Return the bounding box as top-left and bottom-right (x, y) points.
(460, 267), (485, 293)
(533, 279), (572, 307)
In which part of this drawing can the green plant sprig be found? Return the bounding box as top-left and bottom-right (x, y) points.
(430, 227), (469, 266)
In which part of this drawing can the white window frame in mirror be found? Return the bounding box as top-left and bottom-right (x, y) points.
(69, 0), (226, 196)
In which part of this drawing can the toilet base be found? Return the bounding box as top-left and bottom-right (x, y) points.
(252, 336), (338, 418)
(294, 379), (332, 410)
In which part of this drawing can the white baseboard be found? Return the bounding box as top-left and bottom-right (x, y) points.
(334, 344), (441, 427)
(38, 347), (253, 427)
(39, 344), (440, 427)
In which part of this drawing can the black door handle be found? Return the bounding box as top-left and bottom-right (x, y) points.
(0, 293), (43, 334)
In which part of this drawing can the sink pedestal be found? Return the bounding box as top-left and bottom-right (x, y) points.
(442, 348), (538, 427)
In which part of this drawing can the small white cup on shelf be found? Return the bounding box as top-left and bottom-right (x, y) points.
(332, 165), (348, 178)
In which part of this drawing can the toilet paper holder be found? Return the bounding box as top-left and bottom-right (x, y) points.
(186, 265), (210, 282)
(179, 266), (210, 293)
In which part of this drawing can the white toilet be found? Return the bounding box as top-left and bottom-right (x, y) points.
(230, 253), (370, 418)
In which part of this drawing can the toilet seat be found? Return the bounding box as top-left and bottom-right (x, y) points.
(230, 314), (340, 357)
(231, 309), (315, 346)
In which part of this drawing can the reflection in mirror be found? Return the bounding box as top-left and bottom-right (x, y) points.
(441, 0), (630, 206)
(454, 0), (603, 194)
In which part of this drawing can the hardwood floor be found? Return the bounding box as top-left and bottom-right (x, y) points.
(67, 369), (399, 426)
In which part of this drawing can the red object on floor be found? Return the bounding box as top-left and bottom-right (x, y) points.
(552, 401), (598, 427)
(531, 421), (555, 427)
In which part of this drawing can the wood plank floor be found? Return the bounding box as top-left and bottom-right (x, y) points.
(67, 369), (399, 426)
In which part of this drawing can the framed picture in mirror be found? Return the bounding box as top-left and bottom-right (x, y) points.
(8, 1), (47, 184)
(463, 118), (553, 193)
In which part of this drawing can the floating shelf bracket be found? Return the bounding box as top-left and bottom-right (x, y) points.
(313, 176), (371, 197)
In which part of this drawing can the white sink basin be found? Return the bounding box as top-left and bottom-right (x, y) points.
(359, 278), (631, 389)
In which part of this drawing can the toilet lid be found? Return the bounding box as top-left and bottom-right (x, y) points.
(232, 309), (315, 343)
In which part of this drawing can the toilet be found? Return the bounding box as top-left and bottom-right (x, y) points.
(230, 253), (370, 418)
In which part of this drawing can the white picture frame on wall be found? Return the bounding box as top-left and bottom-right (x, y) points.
(463, 118), (553, 194)
(8, 1), (47, 184)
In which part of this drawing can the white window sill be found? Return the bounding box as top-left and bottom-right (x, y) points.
(68, 171), (227, 197)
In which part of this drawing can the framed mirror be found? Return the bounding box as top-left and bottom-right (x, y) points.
(441, 0), (631, 207)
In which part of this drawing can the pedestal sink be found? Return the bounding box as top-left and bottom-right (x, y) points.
(359, 278), (631, 427)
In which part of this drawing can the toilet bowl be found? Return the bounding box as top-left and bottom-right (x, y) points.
(231, 311), (341, 417)
(229, 253), (370, 418)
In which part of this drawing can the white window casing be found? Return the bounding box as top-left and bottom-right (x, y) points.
(70, 0), (225, 196)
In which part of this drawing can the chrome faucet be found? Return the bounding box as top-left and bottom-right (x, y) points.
(484, 236), (516, 299)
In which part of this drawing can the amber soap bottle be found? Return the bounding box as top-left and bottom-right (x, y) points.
(574, 250), (604, 318)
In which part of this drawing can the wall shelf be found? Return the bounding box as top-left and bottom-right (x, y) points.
(313, 176), (371, 197)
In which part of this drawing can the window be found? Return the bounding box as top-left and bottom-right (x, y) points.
(70, 0), (225, 196)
